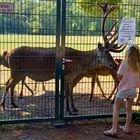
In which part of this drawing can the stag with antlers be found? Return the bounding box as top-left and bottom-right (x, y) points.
(20, 4), (140, 106)
(0, 43), (117, 114)
(88, 3), (127, 101)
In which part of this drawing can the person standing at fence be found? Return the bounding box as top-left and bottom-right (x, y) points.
(103, 44), (140, 137)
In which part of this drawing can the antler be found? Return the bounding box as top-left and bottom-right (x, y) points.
(98, 3), (126, 53)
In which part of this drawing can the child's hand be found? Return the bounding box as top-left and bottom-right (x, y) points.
(117, 74), (122, 81)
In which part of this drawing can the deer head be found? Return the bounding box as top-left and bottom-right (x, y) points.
(98, 3), (126, 53)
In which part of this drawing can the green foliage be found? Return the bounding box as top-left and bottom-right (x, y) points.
(0, 0), (139, 36)
(132, 110), (140, 124)
(3, 14), (32, 34)
(77, 0), (124, 16)
(0, 14), (4, 33)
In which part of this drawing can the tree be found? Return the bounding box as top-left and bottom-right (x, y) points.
(77, 0), (124, 16)
(31, 1), (57, 34)
(0, 15), (4, 33)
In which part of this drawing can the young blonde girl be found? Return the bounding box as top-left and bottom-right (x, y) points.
(103, 44), (140, 137)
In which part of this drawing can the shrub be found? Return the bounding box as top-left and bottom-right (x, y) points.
(132, 110), (140, 124)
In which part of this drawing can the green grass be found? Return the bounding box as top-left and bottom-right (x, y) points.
(0, 115), (15, 122)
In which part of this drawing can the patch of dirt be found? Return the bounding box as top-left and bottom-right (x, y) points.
(0, 120), (140, 140)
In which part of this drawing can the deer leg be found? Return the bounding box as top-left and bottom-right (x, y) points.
(71, 94), (78, 113)
(19, 78), (34, 98)
(108, 72), (119, 103)
(42, 82), (47, 92)
(69, 85), (78, 113)
(19, 78), (25, 99)
(65, 86), (72, 114)
(10, 83), (18, 108)
(108, 83), (117, 100)
(0, 77), (20, 109)
(9, 76), (22, 108)
(24, 81), (34, 96)
(0, 78), (12, 110)
(110, 86), (119, 104)
(34, 81), (37, 92)
(89, 76), (96, 102)
(96, 76), (107, 99)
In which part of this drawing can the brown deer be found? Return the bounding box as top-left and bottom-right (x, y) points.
(0, 50), (118, 101)
(92, 58), (140, 105)
(87, 3), (127, 102)
(29, 4), (126, 101)
(26, 59), (120, 101)
(89, 58), (121, 102)
(0, 44), (117, 114)
(33, 58), (140, 105)
(0, 51), (34, 97)
(1, 50), (119, 100)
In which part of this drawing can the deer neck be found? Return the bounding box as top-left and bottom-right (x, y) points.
(78, 49), (97, 71)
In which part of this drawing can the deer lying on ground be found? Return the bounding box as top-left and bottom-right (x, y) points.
(0, 44), (117, 114)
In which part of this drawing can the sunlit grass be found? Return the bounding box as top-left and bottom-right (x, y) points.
(0, 34), (104, 51)
(0, 34), (140, 52)
(1, 34), (140, 58)
(0, 34), (56, 50)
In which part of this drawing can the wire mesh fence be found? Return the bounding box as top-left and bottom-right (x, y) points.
(0, 0), (139, 123)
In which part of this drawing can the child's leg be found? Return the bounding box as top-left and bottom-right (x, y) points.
(125, 98), (134, 129)
(111, 97), (123, 133)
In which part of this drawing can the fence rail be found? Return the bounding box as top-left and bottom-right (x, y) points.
(0, 0), (139, 124)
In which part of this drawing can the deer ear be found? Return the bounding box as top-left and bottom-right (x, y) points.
(98, 42), (103, 50)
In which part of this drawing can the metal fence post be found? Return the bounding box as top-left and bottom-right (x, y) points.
(54, 0), (65, 126)
(59, 0), (66, 122)
(55, 0), (61, 122)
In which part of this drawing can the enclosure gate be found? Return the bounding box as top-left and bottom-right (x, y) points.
(0, 0), (140, 124)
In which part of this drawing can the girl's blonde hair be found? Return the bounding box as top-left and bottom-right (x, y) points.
(125, 45), (140, 73)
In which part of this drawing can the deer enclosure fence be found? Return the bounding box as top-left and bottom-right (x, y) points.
(0, 0), (139, 124)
